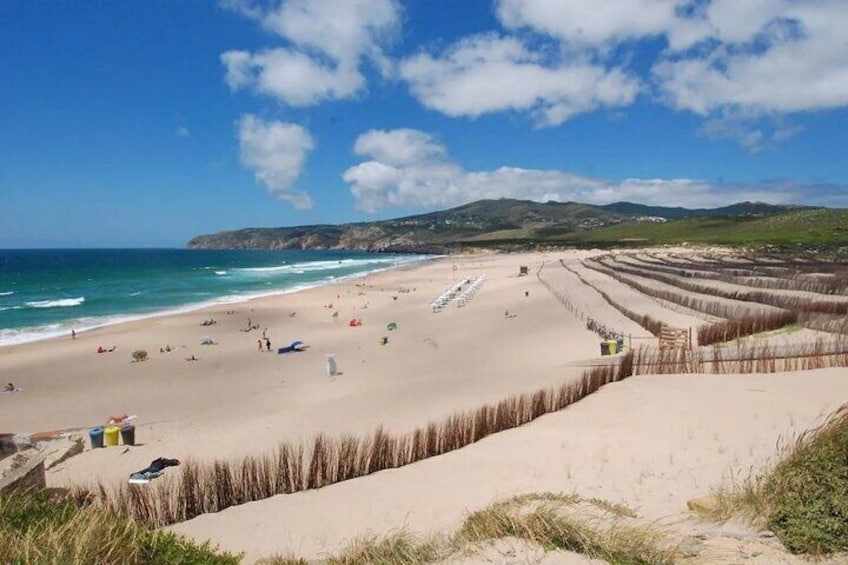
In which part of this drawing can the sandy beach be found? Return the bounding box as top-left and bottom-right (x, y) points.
(2, 249), (846, 563)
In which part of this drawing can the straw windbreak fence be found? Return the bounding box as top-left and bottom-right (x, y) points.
(628, 341), (848, 376)
(100, 357), (634, 527)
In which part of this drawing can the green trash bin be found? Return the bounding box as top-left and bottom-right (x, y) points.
(120, 424), (136, 446)
(600, 341), (611, 356)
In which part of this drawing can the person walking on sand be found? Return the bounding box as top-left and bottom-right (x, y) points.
(257, 339), (264, 352)
(71, 329), (76, 340)
(265, 337), (271, 352)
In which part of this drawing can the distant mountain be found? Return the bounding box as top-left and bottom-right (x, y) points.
(599, 201), (810, 220)
(186, 199), (823, 252)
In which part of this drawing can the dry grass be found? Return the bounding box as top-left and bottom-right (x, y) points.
(454, 494), (675, 565)
(0, 492), (239, 564)
(258, 493), (674, 565)
(99, 358), (635, 527)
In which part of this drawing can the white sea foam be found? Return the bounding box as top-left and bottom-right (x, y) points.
(0, 255), (433, 348)
(215, 271), (228, 276)
(25, 297), (85, 309)
(235, 257), (405, 275)
(0, 291), (14, 296)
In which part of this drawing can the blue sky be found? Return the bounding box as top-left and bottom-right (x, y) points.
(1, 0), (846, 248)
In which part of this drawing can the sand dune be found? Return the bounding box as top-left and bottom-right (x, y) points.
(2, 248), (844, 563)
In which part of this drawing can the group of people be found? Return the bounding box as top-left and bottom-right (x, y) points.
(200, 318), (217, 326)
(240, 318), (261, 332)
(257, 337), (272, 352)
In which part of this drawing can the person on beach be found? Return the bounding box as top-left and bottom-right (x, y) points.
(71, 329), (76, 340)
(265, 337), (271, 352)
(4, 383), (15, 392)
(257, 339), (264, 352)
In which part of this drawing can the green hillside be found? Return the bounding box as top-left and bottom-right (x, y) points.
(187, 199), (841, 253)
(564, 209), (848, 247)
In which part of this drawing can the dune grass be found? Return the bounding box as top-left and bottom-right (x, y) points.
(258, 493), (674, 565)
(698, 404), (848, 555)
(0, 491), (239, 565)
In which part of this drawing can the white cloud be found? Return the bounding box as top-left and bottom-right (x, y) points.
(237, 114), (315, 209)
(655, 1), (848, 115)
(222, 48), (363, 106)
(353, 129), (445, 166)
(399, 34), (640, 126)
(222, 0), (400, 106)
(344, 128), (837, 212)
(176, 126), (191, 138)
(495, 0), (677, 45)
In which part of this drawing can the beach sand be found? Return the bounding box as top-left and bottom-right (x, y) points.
(0, 251), (598, 488)
(2, 249), (845, 563)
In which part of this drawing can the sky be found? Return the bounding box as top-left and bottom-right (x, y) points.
(1, 0), (847, 248)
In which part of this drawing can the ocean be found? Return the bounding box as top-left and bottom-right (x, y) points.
(0, 249), (429, 347)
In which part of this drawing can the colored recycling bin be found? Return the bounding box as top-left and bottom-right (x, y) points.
(120, 424), (136, 446)
(104, 425), (120, 447)
(600, 341), (610, 356)
(606, 340), (618, 355)
(89, 427), (104, 449)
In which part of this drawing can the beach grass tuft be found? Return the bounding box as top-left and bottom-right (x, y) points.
(697, 403), (848, 555)
(0, 491), (240, 565)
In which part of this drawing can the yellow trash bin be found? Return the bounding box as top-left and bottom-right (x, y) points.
(104, 425), (120, 447)
(606, 340), (617, 355)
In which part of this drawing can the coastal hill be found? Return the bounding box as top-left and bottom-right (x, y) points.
(186, 198), (843, 252)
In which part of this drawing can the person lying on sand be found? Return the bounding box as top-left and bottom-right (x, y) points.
(4, 383), (16, 392)
(185, 355), (199, 361)
(97, 345), (117, 353)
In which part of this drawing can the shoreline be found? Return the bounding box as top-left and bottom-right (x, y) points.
(0, 254), (437, 349)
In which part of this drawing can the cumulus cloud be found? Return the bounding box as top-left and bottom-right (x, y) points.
(237, 114), (315, 209)
(344, 128), (832, 212)
(495, 0), (676, 45)
(221, 0), (400, 106)
(400, 34), (640, 126)
(655, 1), (848, 116)
(392, 0), (848, 143)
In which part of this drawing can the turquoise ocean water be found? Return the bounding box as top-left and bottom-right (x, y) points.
(0, 249), (429, 347)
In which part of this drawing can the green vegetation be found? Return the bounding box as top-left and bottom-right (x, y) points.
(701, 404), (848, 555)
(187, 198), (834, 252)
(568, 209), (848, 248)
(0, 491), (240, 565)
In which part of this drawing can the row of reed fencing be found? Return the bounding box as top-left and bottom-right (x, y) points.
(591, 257), (848, 316)
(621, 254), (848, 295)
(99, 355), (635, 528)
(583, 259), (785, 321)
(697, 310), (799, 346)
(536, 262), (583, 321)
(628, 341), (848, 375)
(561, 260), (665, 336)
(537, 261), (639, 342)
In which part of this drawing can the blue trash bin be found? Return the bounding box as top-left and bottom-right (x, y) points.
(89, 427), (104, 449)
